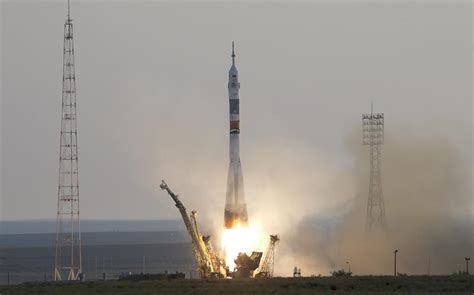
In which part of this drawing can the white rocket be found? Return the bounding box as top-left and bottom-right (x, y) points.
(224, 42), (248, 229)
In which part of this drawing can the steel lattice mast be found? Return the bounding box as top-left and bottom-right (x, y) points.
(54, 0), (82, 281)
(362, 103), (386, 232)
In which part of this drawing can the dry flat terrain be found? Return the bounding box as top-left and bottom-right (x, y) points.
(1, 276), (473, 295)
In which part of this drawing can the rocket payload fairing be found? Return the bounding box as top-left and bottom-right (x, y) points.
(224, 42), (249, 229)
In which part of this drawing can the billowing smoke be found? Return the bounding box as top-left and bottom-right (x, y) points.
(239, 127), (472, 276)
(145, 112), (472, 276)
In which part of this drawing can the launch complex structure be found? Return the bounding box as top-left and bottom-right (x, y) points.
(160, 180), (279, 278)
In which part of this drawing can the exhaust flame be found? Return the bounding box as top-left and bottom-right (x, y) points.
(222, 225), (261, 271)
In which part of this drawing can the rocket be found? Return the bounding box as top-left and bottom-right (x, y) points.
(224, 42), (249, 229)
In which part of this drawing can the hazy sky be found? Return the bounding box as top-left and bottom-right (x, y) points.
(1, 1), (471, 221)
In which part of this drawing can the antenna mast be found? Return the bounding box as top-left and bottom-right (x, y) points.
(54, 0), (82, 281)
(362, 104), (386, 232)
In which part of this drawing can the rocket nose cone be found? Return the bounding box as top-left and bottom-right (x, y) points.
(229, 65), (238, 76)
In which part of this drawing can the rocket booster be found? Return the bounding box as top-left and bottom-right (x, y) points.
(224, 42), (248, 229)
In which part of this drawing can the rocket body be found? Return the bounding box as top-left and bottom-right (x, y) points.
(224, 43), (248, 229)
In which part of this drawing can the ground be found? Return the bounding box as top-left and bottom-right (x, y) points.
(1, 275), (473, 295)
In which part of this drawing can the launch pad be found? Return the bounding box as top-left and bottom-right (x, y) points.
(159, 180), (279, 279)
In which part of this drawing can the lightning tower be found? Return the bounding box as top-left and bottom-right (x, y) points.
(54, 0), (82, 281)
(362, 103), (386, 232)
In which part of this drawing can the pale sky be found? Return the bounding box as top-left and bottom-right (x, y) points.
(1, 1), (472, 221)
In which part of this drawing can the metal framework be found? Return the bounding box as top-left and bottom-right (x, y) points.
(362, 103), (386, 232)
(255, 235), (280, 278)
(54, 0), (82, 281)
(160, 180), (226, 278)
